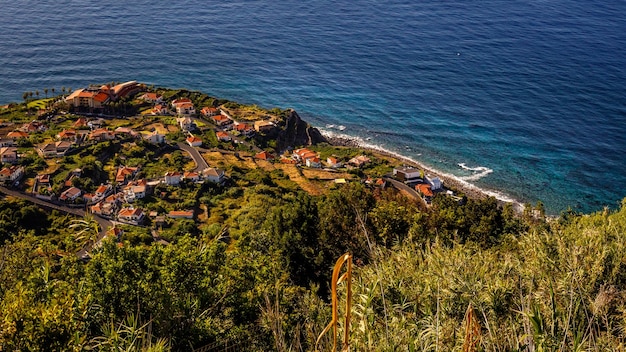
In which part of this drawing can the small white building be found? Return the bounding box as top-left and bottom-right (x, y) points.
(202, 168), (225, 184)
(428, 177), (443, 190)
(164, 171), (182, 186)
(393, 167), (422, 183)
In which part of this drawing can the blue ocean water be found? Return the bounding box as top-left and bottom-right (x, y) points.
(1, 0), (625, 214)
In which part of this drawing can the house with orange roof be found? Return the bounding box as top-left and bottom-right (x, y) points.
(327, 157), (343, 168)
(171, 98), (195, 116)
(57, 129), (77, 142)
(164, 171), (182, 186)
(114, 127), (138, 138)
(183, 171), (201, 183)
(255, 151), (275, 160)
(212, 114), (233, 128)
(175, 102), (195, 116)
(0, 147), (18, 164)
(73, 117), (88, 128)
(59, 187), (82, 202)
(306, 157), (321, 168)
(89, 128), (115, 142)
(20, 120), (47, 133)
(167, 210), (194, 219)
(94, 184), (112, 201)
(115, 166), (139, 184)
(118, 207), (145, 225)
(416, 183), (434, 198)
(171, 98), (192, 106)
(186, 135), (202, 147)
(151, 104), (169, 115)
(139, 92), (162, 103)
(348, 155), (371, 168)
(201, 106), (218, 116)
(7, 131), (28, 139)
(216, 131), (231, 142)
(234, 122), (255, 136)
(0, 166), (24, 184)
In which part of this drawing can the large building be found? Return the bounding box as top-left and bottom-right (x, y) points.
(65, 81), (143, 110)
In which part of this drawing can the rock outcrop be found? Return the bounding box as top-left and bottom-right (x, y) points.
(275, 109), (327, 151)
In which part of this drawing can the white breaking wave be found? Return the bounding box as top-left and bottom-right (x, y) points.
(458, 163), (493, 181)
(319, 128), (523, 209)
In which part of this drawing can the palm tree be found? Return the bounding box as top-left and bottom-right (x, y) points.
(28, 91), (33, 99)
(51, 87), (55, 96)
(22, 92), (29, 104)
(61, 86), (66, 95)
(70, 215), (101, 252)
(35, 90), (40, 99)
(44, 88), (48, 98)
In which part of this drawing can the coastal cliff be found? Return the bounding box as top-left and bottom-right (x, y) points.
(275, 109), (327, 151)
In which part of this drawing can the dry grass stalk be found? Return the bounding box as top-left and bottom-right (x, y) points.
(316, 253), (353, 352)
(463, 303), (481, 352)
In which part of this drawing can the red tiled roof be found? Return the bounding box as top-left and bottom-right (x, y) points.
(255, 151), (275, 160)
(93, 92), (110, 103)
(186, 136), (202, 144)
(214, 114), (230, 122)
(416, 184), (433, 197)
(119, 208), (143, 217)
(171, 98), (192, 106)
(7, 131), (28, 138)
(216, 131), (229, 139)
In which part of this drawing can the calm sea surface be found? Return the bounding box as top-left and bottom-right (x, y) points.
(1, 0), (625, 214)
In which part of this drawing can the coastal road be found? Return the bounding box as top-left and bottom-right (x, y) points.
(178, 141), (209, 171)
(383, 177), (428, 209)
(0, 185), (113, 259)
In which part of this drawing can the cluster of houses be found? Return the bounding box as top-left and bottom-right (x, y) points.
(86, 166), (225, 226)
(393, 166), (443, 202)
(284, 147), (372, 170)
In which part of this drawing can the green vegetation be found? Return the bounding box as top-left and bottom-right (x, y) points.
(2, 176), (626, 350)
(2, 85), (625, 351)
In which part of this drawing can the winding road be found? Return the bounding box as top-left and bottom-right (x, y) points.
(0, 185), (113, 259)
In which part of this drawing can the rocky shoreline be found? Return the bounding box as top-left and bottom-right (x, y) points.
(325, 135), (525, 213)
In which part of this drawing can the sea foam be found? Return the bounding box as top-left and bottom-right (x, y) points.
(320, 128), (523, 210)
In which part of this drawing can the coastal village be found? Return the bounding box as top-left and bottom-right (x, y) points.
(0, 81), (447, 251)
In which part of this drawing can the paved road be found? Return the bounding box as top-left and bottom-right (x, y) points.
(0, 186), (112, 259)
(178, 142), (209, 171)
(383, 177), (428, 209)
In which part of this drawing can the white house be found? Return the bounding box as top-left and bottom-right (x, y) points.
(327, 157), (343, 168)
(186, 135), (202, 147)
(428, 177), (442, 190)
(0, 166), (24, 183)
(143, 131), (165, 144)
(164, 171), (182, 186)
(118, 207), (145, 225)
(0, 147), (18, 164)
(59, 187), (82, 201)
(177, 117), (195, 131)
(202, 168), (225, 184)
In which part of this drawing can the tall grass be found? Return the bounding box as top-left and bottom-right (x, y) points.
(339, 202), (626, 351)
